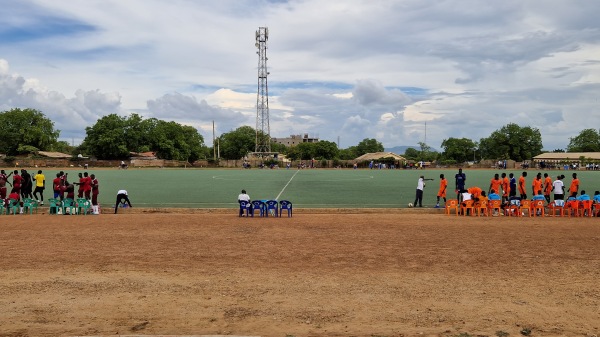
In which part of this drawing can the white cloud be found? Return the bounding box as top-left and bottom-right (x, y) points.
(0, 0), (599, 151)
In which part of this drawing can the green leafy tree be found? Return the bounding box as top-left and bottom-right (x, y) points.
(82, 114), (129, 159)
(314, 140), (339, 159)
(218, 126), (256, 160)
(403, 147), (420, 160)
(338, 146), (358, 160)
(83, 113), (206, 161)
(355, 138), (384, 156)
(295, 142), (318, 160)
(50, 140), (76, 155)
(0, 108), (60, 155)
(567, 129), (600, 152)
(440, 137), (478, 163)
(479, 123), (543, 161)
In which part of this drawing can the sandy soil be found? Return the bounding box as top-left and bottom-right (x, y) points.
(0, 212), (598, 337)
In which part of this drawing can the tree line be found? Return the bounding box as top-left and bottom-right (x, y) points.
(1, 108), (599, 163)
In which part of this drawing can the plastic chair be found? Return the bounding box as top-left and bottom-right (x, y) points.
(48, 198), (61, 215)
(460, 200), (474, 216)
(548, 200), (565, 217)
(62, 198), (76, 215)
(76, 198), (91, 215)
(279, 200), (292, 217)
(519, 200), (532, 217)
(265, 200), (279, 217)
(22, 198), (39, 214)
(0, 200), (4, 215)
(488, 200), (502, 216)
(7, 199), (19, 215)
(251, 200), (266, 217)
(239, 200), (251, 217)
(445, 199), (459, 216)
(565, 200), (580, 217)
(506, 199), (521, 216)
(475, 200), (488, 216)
(532, 200), (545, 217)
(578, 200), (593, 217)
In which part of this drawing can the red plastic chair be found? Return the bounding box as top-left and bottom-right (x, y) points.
(548, 200), (565, 217)
(578, 200), (593, 217)
(532, 200), (545, 217)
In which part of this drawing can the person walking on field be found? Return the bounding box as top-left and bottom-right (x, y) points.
(435, 174), (447, 208)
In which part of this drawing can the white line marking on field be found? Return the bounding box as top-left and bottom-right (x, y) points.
(276, 169), (300, 200)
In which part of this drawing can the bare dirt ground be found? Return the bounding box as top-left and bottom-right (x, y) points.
(0, 212), (598, 337)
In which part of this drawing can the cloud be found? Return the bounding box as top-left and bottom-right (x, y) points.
(0, 0), (599, 151)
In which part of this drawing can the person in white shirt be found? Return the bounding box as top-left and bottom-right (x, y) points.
(413, 176), (425, 208)
(238, 189), (251, 216)
(552, 176), (565, 201)
(114, 189), (132, 214)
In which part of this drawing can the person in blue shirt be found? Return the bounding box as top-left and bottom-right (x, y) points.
(455, 168), (466, 200)
(509, 173), (517, 197)
(532, 191), (546, 201)
(488, 189), (501, 200)
(577, 190), (590, 201)
(593, 191), (600, 203)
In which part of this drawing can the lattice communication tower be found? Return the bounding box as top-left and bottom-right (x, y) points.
(255, 27), (271, 154)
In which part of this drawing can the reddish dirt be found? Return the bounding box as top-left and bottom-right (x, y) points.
(0, 213), (598, 337)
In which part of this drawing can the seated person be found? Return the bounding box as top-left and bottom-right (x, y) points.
(488, 189), (501, 201)
(577, 190), (591, 201)
(7, 190), (23, 213)
(532, 191), (546, 201)
(593, 191), (600, 203)
(460, 191), (474, 215)
(475, 191), (488, 206)
(237, 189), (252, 216)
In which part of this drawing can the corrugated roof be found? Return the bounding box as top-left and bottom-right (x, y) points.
(533, 152), (600, 161)
(355, 152), (406, 161)
(37, 151), (72, 159)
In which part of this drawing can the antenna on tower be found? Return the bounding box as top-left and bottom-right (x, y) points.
(255, 27), (271, 154)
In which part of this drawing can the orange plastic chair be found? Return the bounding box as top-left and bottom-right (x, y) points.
(565, 200), (580, 217)
(460, 200), (475, 216)
(445, 199), (459, 216)
(505, 200), (520, 216)
(518, 200), (532, 217)
(532, 200), (545, 217)
(488, 199), (502, 216)
(548, 200), (565, 217)
(578, 200), (593, 217)
(475, 200), (488, 216)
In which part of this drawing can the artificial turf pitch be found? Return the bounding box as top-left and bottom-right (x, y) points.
(15, 167), (598, 209)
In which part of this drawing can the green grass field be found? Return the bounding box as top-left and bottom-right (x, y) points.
(10, 167), (600, 209)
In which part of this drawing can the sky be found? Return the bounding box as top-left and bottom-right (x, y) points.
(0, 0), (599, 151)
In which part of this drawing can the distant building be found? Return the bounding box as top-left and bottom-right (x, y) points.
(272, 134), (319, 147)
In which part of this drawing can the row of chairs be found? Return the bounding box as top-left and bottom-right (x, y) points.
(1, 198), (40, 215)
(239, 200), (293, 217)
(48, 198), (92, 215)
(445, 199), (596, 217)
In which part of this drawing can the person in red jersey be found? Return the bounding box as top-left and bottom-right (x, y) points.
(83, 172), (92, 200)
(90, 174), (100, 214)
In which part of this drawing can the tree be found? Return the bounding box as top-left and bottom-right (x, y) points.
(0, 108), (60, 155)
(314, 140), (339, 159)
(82, 113), (206, 161)
(479, 123), (543, 162)
(440, 137), (478, 163)
(81, 114), (129, 159)
(567, 129), (600, 152)
(355, 138), (384, 156)
(218, 126), (256, 160)
(403, 147), (420, 160)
